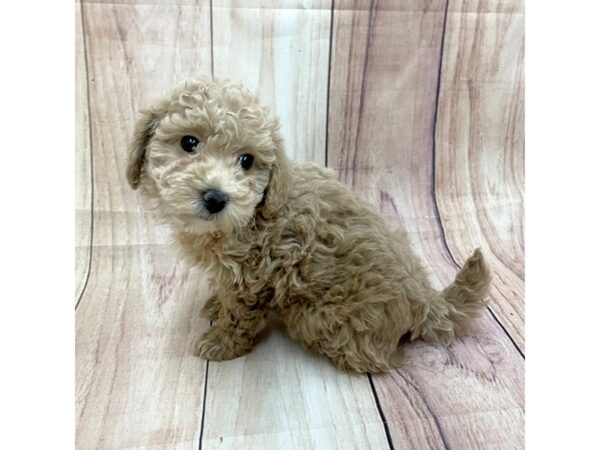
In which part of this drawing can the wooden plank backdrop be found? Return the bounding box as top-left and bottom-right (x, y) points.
(435, 0), (525, 351)
(75, 2), (213, 448)
(75, 5), (92, 302)
(76, 0), (525, 448)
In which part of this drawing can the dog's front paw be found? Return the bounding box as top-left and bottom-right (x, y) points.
(200, 294), (220, 321)
(193, 326), (252, 361)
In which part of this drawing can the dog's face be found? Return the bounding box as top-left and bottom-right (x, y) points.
(126, 79), (288, 234)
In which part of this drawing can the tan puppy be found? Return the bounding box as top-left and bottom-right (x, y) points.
(126, 78), (491, 372)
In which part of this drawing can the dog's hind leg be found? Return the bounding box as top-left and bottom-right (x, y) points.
(327, 334), (405, 373)
(285, 301), (405, 373)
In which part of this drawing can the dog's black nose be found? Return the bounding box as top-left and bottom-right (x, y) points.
(202, 188), (228, 214)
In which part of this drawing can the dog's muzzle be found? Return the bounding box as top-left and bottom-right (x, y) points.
(201, 188), (229, 214)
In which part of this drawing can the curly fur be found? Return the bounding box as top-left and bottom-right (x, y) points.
(126, 78), (491, 372)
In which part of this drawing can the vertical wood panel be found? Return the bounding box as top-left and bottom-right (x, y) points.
(75, 6), (91, 301)
(435, 0), (525, 349)
(328, 0), (447, 243)
(203, 2), (389, 448)
(212, 0), (331, 164)
(327, 1), (524, 448)
(76, 3), (213, 448)
(201, 329), (389, 449)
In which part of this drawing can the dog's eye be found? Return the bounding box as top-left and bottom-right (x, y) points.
(239, 153), (254, 170)
(180, 135), (200, 153)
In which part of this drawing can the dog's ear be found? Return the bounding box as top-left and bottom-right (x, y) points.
(259, 133), (291, 218)
(126, 106), (166, 190)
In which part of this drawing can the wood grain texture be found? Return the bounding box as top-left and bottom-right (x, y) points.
(328, 0), (448, 238)
(435, 0), (525, 350)
(327, 0), (524, 448)
(201, 327), (389, 449)
(212, 0), (331, 164)
(76, 6), (92, 302)
(76, 2), (212, 448)
(202, 3), (389, 448)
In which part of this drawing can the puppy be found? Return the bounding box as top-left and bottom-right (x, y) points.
(126, 78), (491, 372)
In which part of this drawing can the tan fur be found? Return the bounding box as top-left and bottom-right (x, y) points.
(126, 78), (491, 372)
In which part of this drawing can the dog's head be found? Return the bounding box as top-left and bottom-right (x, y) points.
(126, 79), (289, 234)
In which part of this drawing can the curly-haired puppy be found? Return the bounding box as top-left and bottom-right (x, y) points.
(126, 78), (491, 372)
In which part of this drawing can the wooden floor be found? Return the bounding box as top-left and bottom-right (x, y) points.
(76, 0), (524, 448)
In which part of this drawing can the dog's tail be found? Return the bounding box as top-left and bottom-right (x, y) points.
(411, 249), (491, 343)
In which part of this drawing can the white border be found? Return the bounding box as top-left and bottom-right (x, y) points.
(527, 1), (600, 447)
(0, 1), (74, 448)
